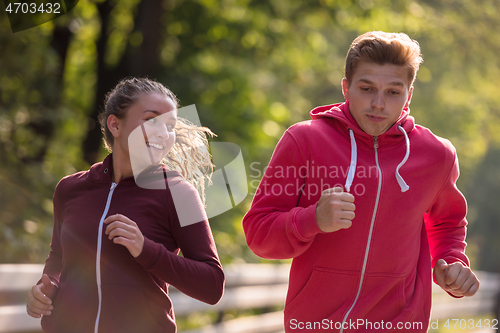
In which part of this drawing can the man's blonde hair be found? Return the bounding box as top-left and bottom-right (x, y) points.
(345, 31), (423, 87)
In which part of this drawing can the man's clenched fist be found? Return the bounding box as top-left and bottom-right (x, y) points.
(315, 186), (355, 233)
(434, 259), (480, 297)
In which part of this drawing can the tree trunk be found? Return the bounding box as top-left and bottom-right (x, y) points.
(82, 0), (166, 165)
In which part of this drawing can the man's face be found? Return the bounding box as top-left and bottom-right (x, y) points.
(342, 62), (413, 137)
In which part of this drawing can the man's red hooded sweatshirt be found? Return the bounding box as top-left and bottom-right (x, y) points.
(243, 101), (469, 332)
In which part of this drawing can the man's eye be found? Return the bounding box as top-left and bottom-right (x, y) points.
(147, 118), (157, 124)
(360, 87), (371, 91)
(389, 90), (400, 95)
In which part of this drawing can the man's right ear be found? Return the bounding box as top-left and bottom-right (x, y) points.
(107, 115), (120, 139)
(341, 78), (349, 100)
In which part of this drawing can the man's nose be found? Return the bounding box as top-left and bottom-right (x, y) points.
(371, 91), (385, 109)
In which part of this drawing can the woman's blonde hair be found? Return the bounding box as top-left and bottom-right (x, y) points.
(98, 77), (215, 204)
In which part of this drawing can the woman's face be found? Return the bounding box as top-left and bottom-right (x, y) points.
(112, 92), (177, 173)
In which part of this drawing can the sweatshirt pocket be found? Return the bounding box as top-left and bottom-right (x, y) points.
(100, 283), (173, 333)
(355, 272), (412, 322)
(284, 267), (359, 326)
(41, 279), (97, 333)
(143, 286), (174, 329)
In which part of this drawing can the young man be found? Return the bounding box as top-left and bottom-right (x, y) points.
(243, 31), (480, 332)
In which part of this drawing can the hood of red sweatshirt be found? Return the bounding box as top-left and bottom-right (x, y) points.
(310, 100), (416, 192)
(309, 100), (415, 148)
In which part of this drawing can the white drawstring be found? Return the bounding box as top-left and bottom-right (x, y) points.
(395, 125), (410, 192)
(345, 129), (357, 193)
(344, 126), (410, 193)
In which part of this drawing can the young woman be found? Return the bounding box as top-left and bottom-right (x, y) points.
(26, 78), (224, 333)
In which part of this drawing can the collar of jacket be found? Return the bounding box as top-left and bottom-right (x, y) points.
(87, 154), (181, 185)
(309, 100), (415, 148)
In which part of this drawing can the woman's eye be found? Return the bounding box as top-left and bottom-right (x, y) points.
(167, 124), (175, 131)
(146, 118), (157, 124)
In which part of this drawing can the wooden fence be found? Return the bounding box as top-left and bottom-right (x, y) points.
(0, 264), (498, 333)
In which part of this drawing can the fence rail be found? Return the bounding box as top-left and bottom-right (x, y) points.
(0, 264), (498, 333)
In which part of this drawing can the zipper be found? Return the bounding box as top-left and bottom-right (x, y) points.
(94, 182), (117, 333)
(340, 136), (382, 332)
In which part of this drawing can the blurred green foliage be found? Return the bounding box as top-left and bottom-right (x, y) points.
(1, 0), (500, 272)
